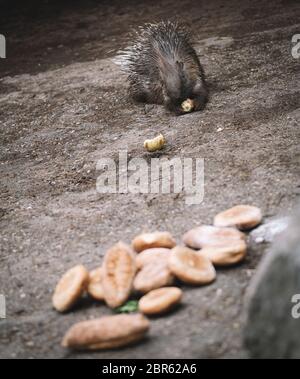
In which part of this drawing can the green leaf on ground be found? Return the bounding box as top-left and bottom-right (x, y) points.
(115, 300), (139, 314)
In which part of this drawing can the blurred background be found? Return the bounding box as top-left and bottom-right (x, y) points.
(1, 0), (298, 77)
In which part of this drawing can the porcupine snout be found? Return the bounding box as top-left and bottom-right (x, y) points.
(116, 21), (208, 115)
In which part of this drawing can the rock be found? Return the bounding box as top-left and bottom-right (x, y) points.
(250, 217), (289, 244)
(244, 209), (300, 358)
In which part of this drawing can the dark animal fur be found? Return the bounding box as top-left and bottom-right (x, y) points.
(115, 21), (208, 115)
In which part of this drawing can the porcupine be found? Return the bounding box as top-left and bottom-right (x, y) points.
(115, 21), (208, 115)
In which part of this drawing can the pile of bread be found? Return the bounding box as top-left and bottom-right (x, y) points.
(52, 205), (262, 350)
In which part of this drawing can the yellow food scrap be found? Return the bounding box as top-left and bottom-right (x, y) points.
(181, 98), (194, 113)
(144, 134), (166, 152)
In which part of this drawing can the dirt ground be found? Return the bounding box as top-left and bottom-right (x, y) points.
(0, 0), (299, 359)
